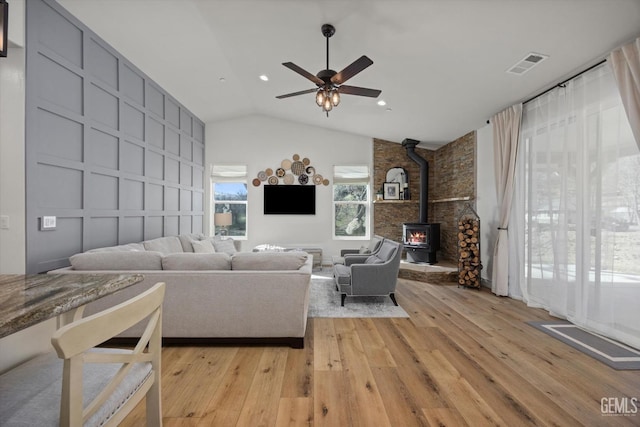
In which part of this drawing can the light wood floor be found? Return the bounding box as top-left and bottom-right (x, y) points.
(121, 278), (640, 427)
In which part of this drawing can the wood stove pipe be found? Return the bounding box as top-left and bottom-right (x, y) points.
(401, 138), (428, 223)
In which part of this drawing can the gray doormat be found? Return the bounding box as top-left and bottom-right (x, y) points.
(308, 273), (409, 318)
(527, 321), (640, 370)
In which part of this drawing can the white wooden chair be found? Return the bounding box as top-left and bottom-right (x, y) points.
(0, 281), (166, 427)
(52, 281), (166, 426)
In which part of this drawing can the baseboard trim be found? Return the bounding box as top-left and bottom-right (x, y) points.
(103, 336), (305, 349)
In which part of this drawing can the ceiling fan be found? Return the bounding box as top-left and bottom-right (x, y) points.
(276, 23), (381, 116)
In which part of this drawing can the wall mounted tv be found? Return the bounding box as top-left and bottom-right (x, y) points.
(264, 185), (316, 215)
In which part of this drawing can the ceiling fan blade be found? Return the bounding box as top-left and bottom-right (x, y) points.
(338, 85), (381, 98)
(276, 88), (317, 99)
(282, 62), (324, 86)
(331, 56), (374, 85)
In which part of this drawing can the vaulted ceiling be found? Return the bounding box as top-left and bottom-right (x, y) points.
(58, 0), (640, 148)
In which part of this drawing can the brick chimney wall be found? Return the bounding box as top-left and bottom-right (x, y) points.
(372, 131), (476, 261)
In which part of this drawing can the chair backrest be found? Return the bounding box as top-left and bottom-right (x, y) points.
(51, 282), (166, 427)
(368, 235), (385, 253)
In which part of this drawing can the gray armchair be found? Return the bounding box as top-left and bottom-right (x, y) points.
(332, 240), (403, 306)
(331, 235), (385, 265)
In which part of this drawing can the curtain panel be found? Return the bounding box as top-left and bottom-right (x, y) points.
(515, 62), (640, 349)
(491, 104), (522, 296)
(609, 37), (640, 151)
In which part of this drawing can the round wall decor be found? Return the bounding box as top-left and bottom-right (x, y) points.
(306, 166), (315, 175)
(265, 168), (273, 176)
(267, 176), (279, 185)
(276, 167), (286, 177)
(313, 174), (323, 185)
(257, 170), (267, 181)
(252, 178), (261, 186)
(283, 174), (295, 185)
(298, 174), (309, 184)
(291, 161), (305, 175)
(281, 159), (292, 170)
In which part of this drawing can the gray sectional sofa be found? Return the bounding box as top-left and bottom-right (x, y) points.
(50, 234), (312, 348)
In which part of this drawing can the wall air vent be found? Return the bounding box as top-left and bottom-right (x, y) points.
(507, 52), (549, 75)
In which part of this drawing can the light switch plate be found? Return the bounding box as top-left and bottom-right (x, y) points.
(41, 216), (56, 230)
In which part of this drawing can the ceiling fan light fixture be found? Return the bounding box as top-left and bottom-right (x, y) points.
(316, 89), (325, 107)
(331, 89), (340, 107)
(323, 96), (333, 112)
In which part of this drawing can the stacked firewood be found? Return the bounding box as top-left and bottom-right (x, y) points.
(458, 217), (481, 288)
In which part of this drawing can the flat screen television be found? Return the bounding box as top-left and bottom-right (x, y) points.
(264, 185), (316, 215)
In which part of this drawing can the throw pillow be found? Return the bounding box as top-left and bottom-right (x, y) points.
(365, 255), (384, 264)
(358, 246), (371, 254)
(212, 237), (237, 255)
(192, 239), (216, 253)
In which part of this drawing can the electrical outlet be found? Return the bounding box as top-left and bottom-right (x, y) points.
(0, 215), (8, 230)
(41, 216), (56, 231)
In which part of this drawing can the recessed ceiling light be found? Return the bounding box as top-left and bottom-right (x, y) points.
(377, 100), (386, 106)
(386, 108), (392, 112)
(259, 75), (269, 81)
(219, 77), (226, 83)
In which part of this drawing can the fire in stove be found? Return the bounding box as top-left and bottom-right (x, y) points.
(407, 231), (427, 245)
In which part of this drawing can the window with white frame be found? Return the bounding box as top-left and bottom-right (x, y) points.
(211, 164), (247, 238)
(333, 165), (370, 239)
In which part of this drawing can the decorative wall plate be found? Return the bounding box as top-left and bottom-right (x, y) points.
(257, 170), (267, 181)
(283, 174), (295, 185)
(323, 179), (330, 186)
(291, 161), (305, 175)
(305, 166), (315, 175)
(252, 178), (261, 186)
(313, 174), (323, 185)
(276, 167), (286, 177)
(281, 159), (292, 170)
(298, 174), (309, 185)
(302, 157), (310, 166)
(268, 176), (279, 185)
(265, 168), (273, 176)
(292, 154), (300, 161)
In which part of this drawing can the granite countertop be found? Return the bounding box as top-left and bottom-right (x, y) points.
(0, 273), (143, 339)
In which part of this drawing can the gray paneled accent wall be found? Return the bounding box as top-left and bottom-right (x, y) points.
(25, 0), (205, 273)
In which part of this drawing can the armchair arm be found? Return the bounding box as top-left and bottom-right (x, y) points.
(344, 254), (372, 266)
(340, 249), (361, 256)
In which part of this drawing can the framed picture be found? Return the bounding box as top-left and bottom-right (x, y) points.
(383, 182), (400, 200)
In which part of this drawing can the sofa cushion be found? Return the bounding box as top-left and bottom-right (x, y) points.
(178, 233), (204, 252)
(211, 237), (238, 255)
(143, 236), (184, 255)
(70, 251), (163, 270)
(87, 243), (145, 253)
(231, 251), (307, 271)
(162, 253), (231, 270)
(192, 239), (216, 254)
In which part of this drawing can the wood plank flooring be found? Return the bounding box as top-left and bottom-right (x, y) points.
(120, 278), (640, 426)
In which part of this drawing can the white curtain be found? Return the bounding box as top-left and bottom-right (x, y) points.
(514, 62), (640, 349)
(491, 104), (522, 296)
(609, 37), (640, 151)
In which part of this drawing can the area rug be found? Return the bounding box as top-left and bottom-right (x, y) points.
(308, 272), (409, 318)
(527, 321), (640, 370)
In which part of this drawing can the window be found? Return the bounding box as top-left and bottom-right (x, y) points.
(333, 165), (370, 239)
(211, 165), (247, 238)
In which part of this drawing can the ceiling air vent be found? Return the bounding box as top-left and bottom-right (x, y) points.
(507, 52), (549, 75)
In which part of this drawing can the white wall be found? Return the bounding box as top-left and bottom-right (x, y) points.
(476, 123), (498, 284)
(0, 1), (56, 374)
(205, 114), (373, 264)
